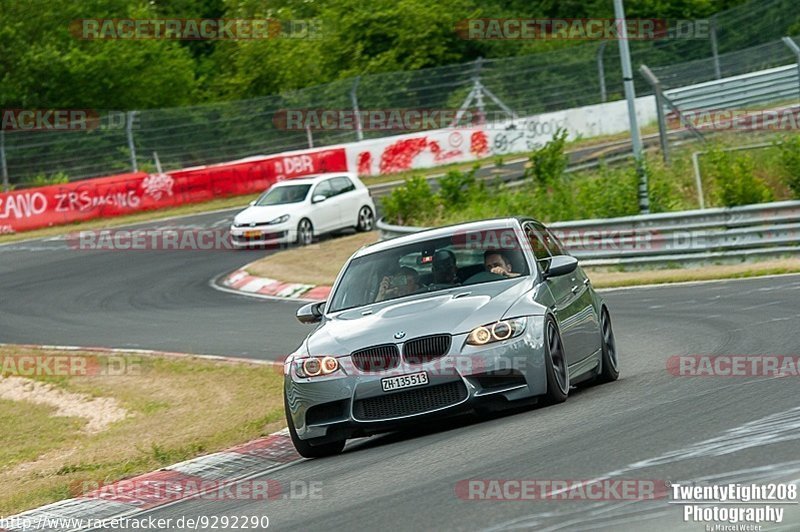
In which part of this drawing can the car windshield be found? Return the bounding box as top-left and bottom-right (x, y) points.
(255, 184), (311, 206)
(328, 228), (530, 312)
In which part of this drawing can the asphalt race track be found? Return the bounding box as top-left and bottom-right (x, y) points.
(0, 210), (309, 359)
(3, 210), (800, 530)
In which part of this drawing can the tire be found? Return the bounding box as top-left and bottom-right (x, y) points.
(284, 394), (345, 458)
(356, 206), (374, 232)
(597, 307), (620, 383)
(543, 316), (569, 404)
(296, 218), (313, 246)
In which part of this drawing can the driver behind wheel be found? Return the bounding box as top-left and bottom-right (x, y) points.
(484, 249), (521, 278)
(431, 249), (459, 285)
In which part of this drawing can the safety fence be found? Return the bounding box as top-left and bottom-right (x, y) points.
(376, 200), (800, 268)
(2, 0), (799, 186)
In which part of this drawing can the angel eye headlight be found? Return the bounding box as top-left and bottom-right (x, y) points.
(470, 326), (492, 345)
(302, 358), (322, 376)
(467, 318), (526, 346)
(296, 356), (340, 378)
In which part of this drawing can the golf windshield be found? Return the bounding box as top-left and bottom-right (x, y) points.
(255, 185), (311, 206)
(329, 228), (530, 312)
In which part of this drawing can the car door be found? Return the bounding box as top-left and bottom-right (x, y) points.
(539, 223), (601, 362)
(330, 176), (360, 228)
(524, 222), (585, 366)
(310, 179), (340, 232)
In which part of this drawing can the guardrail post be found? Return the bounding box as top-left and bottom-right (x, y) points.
(0, 131), (9, 192)
(782, 36), (800, 100)
(710, 17), (721, 79)
(126, 111), (138, 173)
(639, 65), (669, 164)
(597, 42), (608, 103)
(691, 151), (706, 209)
(350, 76), (364, 142)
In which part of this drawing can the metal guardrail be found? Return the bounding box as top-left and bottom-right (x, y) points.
(376, 199), (800, 268)
(663, 63), (800, 112)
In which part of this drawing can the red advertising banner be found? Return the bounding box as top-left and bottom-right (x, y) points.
(0, 147), (347, 234)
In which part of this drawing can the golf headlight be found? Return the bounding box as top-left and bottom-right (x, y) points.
(268, 214), (290, 225)
(466, 318), (526, 346)
(295, 356), (340, 378)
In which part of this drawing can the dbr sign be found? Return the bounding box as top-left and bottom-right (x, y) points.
(281, 155), (315, 177)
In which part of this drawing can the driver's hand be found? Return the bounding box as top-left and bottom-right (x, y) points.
(490, 266), (507, 276)
(377, 276), (392, 297)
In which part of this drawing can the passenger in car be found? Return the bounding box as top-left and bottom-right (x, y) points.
(376, 267), (421, 302)
(484, 250), (521, 278)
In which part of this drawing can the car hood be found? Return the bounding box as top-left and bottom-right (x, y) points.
(307, 278), (534, 357)
(233, 205), (294, 225)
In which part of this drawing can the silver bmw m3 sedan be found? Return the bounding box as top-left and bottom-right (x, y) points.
(284, 217), (619, 457)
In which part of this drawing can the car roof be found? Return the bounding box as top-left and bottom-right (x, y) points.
(352, 217), (539, 259)
(270, 172), (357, 186)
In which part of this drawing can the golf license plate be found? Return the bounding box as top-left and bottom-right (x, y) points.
(381, 371), (428, 392)
(243, 230), (261, 238)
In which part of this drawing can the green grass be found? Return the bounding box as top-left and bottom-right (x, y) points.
(382, 131), (799, 227)
(0, 347), (286, 516)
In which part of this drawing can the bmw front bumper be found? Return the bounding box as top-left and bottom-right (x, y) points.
(284, 315), (547, 442)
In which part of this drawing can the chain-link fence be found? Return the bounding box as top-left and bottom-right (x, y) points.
(2, 0), (799, 188)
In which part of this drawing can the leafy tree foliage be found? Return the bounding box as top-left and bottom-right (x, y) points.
(0, 0), (759, 109)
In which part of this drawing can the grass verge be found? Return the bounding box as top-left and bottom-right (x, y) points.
(247, 231), (378, 285)
(0, 346), (284, 516)
(244, 232), (800, 290)
(588, 259), (800, 288)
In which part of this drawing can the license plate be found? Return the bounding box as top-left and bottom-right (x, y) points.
(243, 230), (261, 238)
(381, 371), (428, 392)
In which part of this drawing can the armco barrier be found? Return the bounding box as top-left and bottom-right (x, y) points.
(0, 147), (347, 233)
(664, 63), (800, 113)
(375, 200), (800, 268)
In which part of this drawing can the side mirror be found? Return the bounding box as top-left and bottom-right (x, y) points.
(296, 301), (326, 324)
(542, 255), (578, 279)
(312, 195), (326, 203)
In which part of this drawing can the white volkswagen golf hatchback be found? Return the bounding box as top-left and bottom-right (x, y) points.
(230, 173), (376, 248)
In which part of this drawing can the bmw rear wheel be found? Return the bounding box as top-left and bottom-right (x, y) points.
(597, 307), (620, 383)
(356, 206), (374, 232)
(544, 316), (569, 403)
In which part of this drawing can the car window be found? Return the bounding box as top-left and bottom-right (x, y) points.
(544, 228), (568, 256)
(331, 176), (356, 195)
(329, 228), (530, 312)
(313, 180), (335, 199)
(523, 223), (551, 262)
(533, 223), (566, 256)
(255, 184), (311, 206)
